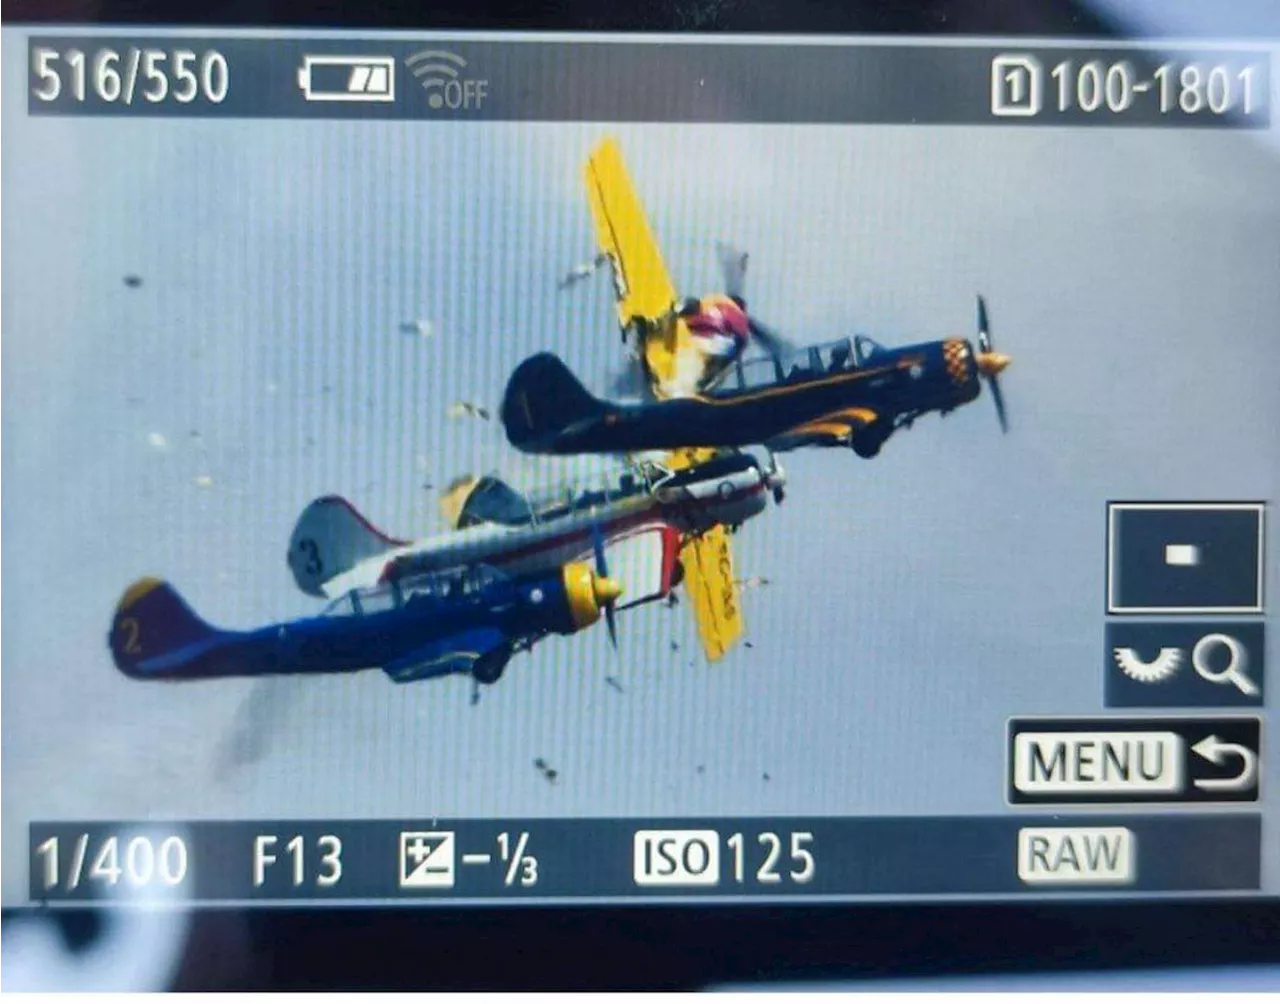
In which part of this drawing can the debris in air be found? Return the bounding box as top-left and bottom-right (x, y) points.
(123, 275), (143, 288)
(146, 432), (168, 450)
(194, 474), (214, 489)
(735, 575), (771, 590)
(744, 641), (754, 649)
(670, 640), (680, 653)
(605, 676), (625, 693)
(399, 319), (434, 339)
(534, 757), (559, 784)
(696, 765), (706, 775)
(762, 772), (771, 782)
(448, 401), (491, 421)
(557, 253), (608, 290)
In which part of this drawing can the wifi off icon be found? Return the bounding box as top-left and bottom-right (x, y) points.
(405, 50), (489, 110)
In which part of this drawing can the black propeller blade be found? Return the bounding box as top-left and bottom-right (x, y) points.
(716, 242), (750, 304)
(590, 522), (618, 649)
(761, 446), (786, 505)
(975, 294), (1010, 433)
(715, 241), (795, 365)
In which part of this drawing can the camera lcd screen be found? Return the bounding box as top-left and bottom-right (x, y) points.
(3, 27), (1276, 907)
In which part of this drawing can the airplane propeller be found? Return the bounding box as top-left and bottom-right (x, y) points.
(761, 447), (787, 505)
(975, 295), (1011, 433)
(715, 241), (796, 364)
(589, 522), (619, 649)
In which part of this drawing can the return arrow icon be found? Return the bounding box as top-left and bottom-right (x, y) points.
(1191, 735), (1258, 792)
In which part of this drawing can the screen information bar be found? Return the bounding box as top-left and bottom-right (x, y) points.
(29, 815), (1260, 904)
(26, 37), (1271, 126)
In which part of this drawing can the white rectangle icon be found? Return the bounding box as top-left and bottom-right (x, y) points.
(1018, 827), (1136, 885)
(398, 831), (455, 888)
(1013, 732), (1184, 794)
(633, 830), (720, 887)
(1165, 543), (1201, 566)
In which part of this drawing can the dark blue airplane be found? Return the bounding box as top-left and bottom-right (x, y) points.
(502, 296), (1011, 460)
(109, 556), (623, 687)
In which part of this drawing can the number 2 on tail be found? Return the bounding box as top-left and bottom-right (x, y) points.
(120, 616), (141, 654)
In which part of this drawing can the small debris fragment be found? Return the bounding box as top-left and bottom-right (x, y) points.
(266, 381), (279, 395)
(735, 575), (771, 590)
(605, 676), (624, 694)
(533, 757), (558, 784)
(399, 319), (434, 339)
(544, 769), (559, 783)
(194, 474), (214, 489)
(744, 641), (754, 649)
(557, 253), (608, 290)
(146, 431), (168, 450)
(696, 765), (705, 775)
(533, 757), (547, 770)
(447, 401), (490, 421)
(422, 481), (434, 492)
(762, 772), (771, 782)
(125, 396), (144, 407)
(670, 640), (680, 653)
(123, 275), (142, 288)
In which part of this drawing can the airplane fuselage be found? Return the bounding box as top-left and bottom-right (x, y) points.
(119, 566), (588, 683)
(534, 338), (983, 456)
(322, 456), (772, 597)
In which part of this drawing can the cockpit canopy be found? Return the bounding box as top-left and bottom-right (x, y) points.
(322, 564), (509, 617)
(714, 335), (885, 395)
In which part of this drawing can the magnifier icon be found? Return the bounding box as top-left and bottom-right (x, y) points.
(1192, 633), (1259, 697)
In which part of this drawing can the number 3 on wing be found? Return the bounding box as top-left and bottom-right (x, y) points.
(727, 831), (815, 885)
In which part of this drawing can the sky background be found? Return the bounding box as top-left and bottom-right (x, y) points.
(3, 32), (1278, 903)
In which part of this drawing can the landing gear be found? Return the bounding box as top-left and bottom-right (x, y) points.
(472, 645), (513, 686)
(852, 423), (890, 459)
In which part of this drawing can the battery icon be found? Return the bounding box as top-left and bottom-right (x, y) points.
(297, 55), (395, 103)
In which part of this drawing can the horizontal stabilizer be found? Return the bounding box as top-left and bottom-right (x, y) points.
(288, 496), (409, 597)
(382, 626), (510, 683)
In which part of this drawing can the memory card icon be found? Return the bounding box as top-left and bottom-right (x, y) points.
(297, 55), (396, 103)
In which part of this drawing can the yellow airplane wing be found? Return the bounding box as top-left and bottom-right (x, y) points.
(679, 522), (744, 662)
(584, 138), (684, 392)
(667, 445), (745, 662)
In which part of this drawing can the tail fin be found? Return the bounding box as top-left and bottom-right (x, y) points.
(501, 353), (607, 451)
(287, 496), (409, 596)
(109, 578), (217, 678)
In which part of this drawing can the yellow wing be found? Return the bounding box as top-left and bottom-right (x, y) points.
(584, 138), (684, 392)
(679, 522), (744, 662)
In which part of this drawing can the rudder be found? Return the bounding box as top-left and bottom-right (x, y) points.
(109, 578), (216, 678)
(287, 496), (408, 596)
(500, 353), (606, 451)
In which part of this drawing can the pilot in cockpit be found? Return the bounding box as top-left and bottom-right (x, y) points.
(675, 294), (751, 360)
